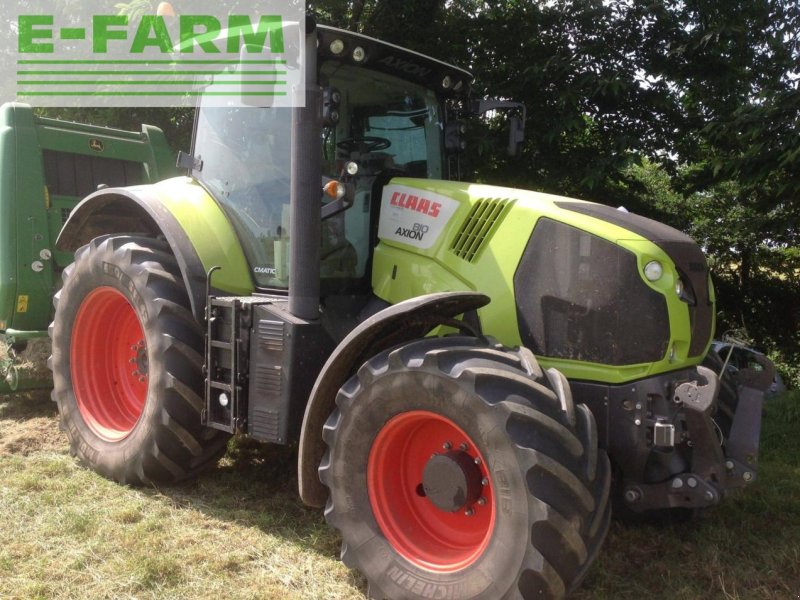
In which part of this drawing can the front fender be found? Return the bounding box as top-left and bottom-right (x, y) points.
(297, 291), (490, 507)
(57, 177), (254, 321)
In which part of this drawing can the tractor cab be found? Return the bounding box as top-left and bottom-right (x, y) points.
(189, 26), (473, 293)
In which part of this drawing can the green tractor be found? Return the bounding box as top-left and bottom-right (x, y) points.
(50, 19), (765, 599)
(0, 103), (176, 393)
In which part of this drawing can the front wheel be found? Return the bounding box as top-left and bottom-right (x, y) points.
(50, 235), (229, 485)
(320, 337), (611, 600)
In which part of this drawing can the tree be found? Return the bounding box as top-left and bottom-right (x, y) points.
(31, 0), (800, 382)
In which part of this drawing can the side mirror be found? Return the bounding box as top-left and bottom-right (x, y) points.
(471, 99), (527, 156)
(508, 115), (525, 157)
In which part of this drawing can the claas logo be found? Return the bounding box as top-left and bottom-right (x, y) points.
(389, 191), (442, 218)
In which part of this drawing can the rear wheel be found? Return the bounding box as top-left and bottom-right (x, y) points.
(320, 337), (611, 600)
(50, 235), (229, 484)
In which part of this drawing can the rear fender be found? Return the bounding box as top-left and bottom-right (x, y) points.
(57, 177), (254, 322)
(297, 291), (490, 507)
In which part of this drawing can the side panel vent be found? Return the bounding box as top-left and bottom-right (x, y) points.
(254, 364), (282, 394)
(258, 320), (285, 351)
(450, 198), (511, 262)
(250, 408), (281, 441)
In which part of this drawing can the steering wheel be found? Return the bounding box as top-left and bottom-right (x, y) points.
(336, 136), (392, 153)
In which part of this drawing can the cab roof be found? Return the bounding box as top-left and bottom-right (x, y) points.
(317, 25), (473, 99)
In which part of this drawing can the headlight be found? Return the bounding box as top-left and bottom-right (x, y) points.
(330, 39), (345, 55)
(644, 261), (663, 282)
(352, 46), (366, 63)
(675, 273), (697, 305)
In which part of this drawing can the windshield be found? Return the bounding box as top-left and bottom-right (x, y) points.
(192, 63), (444, 290)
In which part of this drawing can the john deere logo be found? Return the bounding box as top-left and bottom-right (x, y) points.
(89, 139), (104, 152)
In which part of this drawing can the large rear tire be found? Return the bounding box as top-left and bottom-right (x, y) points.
(50, 235), (229, 485)
(320, 337), (611, 600)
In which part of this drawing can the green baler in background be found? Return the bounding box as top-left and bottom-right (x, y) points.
(0, 103), (176, 392)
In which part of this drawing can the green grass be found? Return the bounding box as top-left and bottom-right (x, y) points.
(1, 390), (799, 599)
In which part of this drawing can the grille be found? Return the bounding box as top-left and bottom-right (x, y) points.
(556, 201), (713, 358)
(514, 218), (670, 366)
(450, 198), (510, 262)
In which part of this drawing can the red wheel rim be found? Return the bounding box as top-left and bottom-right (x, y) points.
(71, 287), (148, 442)
(367, 410), (495, 572)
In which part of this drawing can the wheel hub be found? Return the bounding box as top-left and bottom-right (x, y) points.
(133, 340), (148, 377)
(71, 287), (148, 441)
(423, 451), (483, 512)
(367, 410), (495, 572)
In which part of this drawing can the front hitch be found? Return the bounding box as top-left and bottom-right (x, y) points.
(622, 366), (764, 512)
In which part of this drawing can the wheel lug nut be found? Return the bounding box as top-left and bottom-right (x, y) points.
(442, 441), (452, 450)
(474, 457), (481, 465)
(459, 443), (468, 451)
(477, 497), (487, 506)
(464, 508), (474, 516)
(481, 477), (489, 486)
(139, 377), (146, 383)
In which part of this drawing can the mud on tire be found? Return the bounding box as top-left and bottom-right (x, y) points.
(320, 336), (611, 600)
(50, 235), (229, 485)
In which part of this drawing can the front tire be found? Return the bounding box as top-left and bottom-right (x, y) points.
(50, 235), (229, 485)
(320, 337), (611, 600)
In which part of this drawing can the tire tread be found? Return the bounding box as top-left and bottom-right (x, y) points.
(50, 235), (229, 485)
(320, 336), (611, 600)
